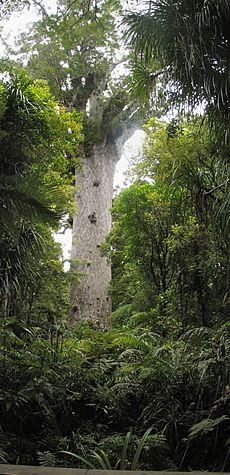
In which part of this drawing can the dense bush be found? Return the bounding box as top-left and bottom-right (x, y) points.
(0, 321), (229, 470)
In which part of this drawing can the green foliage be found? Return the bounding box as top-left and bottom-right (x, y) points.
(12, 0), (133, 160)
(1, 3), (230, 473)
(0, 68), (81, 318)
(83, 117), (103, 155)
(0, 0), (28, 18)
(0, 320), (229, 470)
(61, 427), (163, 470)
(107, 116), (230, 330)
(0, 68), (82, 215)
(124, 0), (230, 124)
(17, 0), (120, 107)
(189, 416), (230, 439)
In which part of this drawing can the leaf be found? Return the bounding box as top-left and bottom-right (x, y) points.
(131, 426), (153, 470)
(91, 449), (113, 470)
(189, 415), (229, 439)
(120, 431), (132, 469)
(59, 450), (97, 469)
(37, 451), (56, 467)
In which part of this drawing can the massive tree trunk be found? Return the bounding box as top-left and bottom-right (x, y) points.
(69, 139), (118, 327)
(15, 0), (132, 327)
(68, 62), (137, 327)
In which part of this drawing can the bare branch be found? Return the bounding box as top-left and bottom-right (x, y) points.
(32, 0), (49, 16)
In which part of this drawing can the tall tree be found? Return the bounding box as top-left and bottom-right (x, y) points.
(16, 0), (136, 327)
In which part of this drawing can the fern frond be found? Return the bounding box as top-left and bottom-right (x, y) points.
(189, 415), (229, 439)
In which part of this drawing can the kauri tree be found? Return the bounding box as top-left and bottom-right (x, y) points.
(16, 0), (135, 326)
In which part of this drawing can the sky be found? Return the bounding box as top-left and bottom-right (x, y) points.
(0, 0), (145, 268)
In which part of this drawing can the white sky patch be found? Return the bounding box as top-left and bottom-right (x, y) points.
(0, 0), (58, 56)
(0, 6), (37, 54)
(114, 129), (145, 189)
(54, 227), (72, 272)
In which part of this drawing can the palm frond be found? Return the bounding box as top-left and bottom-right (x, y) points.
(0, 186), (59, 226)
(124, 1), (230, 120)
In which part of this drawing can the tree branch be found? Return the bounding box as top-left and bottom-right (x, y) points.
(204, 179), (230, 196)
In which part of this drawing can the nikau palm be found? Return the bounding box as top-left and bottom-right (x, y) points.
(124, 0), (230, 120)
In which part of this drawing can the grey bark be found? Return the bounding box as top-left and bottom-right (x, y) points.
(69, 139), (118, 327)
(69, 117), (138, 327)
(69, 63), (138, 327)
